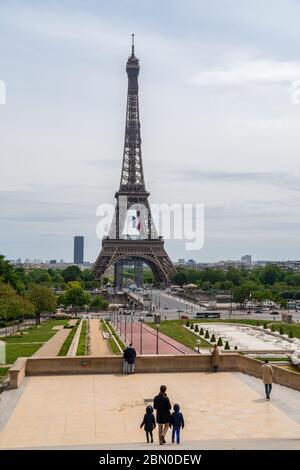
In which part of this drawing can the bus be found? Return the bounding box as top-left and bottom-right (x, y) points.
(194, 311), (221, 319)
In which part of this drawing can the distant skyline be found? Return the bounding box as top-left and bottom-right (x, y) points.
(1, 0), (300, 262)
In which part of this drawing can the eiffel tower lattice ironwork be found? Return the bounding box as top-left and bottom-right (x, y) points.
(93, 35), (175, 287)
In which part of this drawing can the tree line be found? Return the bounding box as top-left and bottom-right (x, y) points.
(172, 265), (300, 308)
(0, 256), (108, 326)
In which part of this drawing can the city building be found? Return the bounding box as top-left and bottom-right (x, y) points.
(74, 236), (84, 265)
(241, 254), (252, 266)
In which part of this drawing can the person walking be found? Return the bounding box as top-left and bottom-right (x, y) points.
(153, 385), (171, 445)
(211, 344), (220, 372)
(170, 403), (185, 444)
(122, 348), (128, 374)
(140, 405), (156, 443)
(126, 343), (136, 374)
(261, 359), (274, 400)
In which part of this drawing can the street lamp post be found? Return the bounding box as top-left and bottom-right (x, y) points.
(140, 316), (144, 355)
(125, 313), (127, 342)
(131, 312), (134, 344)
(229, 292), (233, 320)
(156, 323), (160, 354)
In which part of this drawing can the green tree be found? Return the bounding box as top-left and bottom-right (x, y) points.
(61, 265), (82, 283)
(172, 271), (188, 287)
(220, 280), (234, 291)
(279, 299), (288, 309)
(90, 295), (109, 310)
(59, 285), (91, 312)
(26, 285), (57, 324)
(260, 265), (283, 286)
(0, 282), (34, 325)
(252, 289), (273, 304)
(0, 255), (24, 292)
(232, 286), (249, 308)
(27, 269), (52, 285)
(226, 268), (242, 285)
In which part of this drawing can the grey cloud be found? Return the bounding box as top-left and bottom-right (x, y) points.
(178, 170), (300, 190)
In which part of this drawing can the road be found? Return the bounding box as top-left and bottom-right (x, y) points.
(143, 290), (300, 322)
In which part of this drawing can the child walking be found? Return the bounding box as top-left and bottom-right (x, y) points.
(170, 403), (185, 444)
(140, 405), (156, 443)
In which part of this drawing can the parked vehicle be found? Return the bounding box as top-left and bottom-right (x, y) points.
(255, 309), (263, 313)
(194, 311), (220, 319)
(180, 315), (189, 320)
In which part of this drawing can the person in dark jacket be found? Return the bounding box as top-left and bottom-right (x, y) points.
(140, 405), (156, 443)
(153, 385), (171, 445)
(170, 403), (185, 444)
(122, 348), (128, 374)
(125, 343), (136, 374)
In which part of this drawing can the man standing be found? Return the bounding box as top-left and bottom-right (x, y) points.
(211, 344), (220, 372)
(126, 343), (136, 374)
(122, 348), (128, 374)
(261, 359), (274, 400)
(153, 385), (171, 445)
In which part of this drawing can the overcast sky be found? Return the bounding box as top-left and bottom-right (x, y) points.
(1, 0), (300, 263)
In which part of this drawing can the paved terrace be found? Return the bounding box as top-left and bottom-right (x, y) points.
(0, 372), (300, 449)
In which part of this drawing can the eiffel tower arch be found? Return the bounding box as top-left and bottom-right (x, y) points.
(93, 36), (175, 288)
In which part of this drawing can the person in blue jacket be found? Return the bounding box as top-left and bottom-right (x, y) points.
(140, 405), (156, 443)
(170, 403), (185, 444)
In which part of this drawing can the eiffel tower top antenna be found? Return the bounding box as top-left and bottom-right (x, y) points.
(131, 33), (135, 56)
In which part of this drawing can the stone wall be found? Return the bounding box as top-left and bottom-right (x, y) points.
(9, 358), (26, 388)
(9, 353), (300, 392)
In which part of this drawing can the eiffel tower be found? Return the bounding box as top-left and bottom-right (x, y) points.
(93, 35), (175, 288)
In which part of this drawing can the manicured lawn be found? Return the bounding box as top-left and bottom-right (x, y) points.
(100, 320), (110, 334)
(269, 323), (300, 339)
(108, 323), (125, 351)
(101, 320), (124, 355)
(0, 367), (10, 377)
(0, 320), (70, 364)
(281, 365), (300, 374)
(255, 356), (290, 362)
(5, 343), (44, 364)
(147, 320), (211, 349)
(0, 367), (10, 383)
(0, 319), (69, 344)
(58, 321), (79, 356)
(108, 336), (122, 355)
(76, 320), (87, 356)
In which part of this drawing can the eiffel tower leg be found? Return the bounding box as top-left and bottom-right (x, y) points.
(114, 260), (123, 289)
(134, 258), (143, 287)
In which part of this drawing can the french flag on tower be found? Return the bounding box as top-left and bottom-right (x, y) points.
(132, 210), (141, 231)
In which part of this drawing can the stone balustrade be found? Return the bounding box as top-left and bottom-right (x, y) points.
(8, 353), (300, 392)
